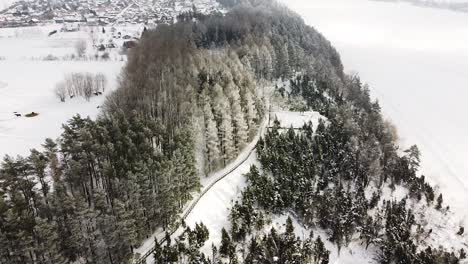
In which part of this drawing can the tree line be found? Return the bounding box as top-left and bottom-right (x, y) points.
(54, 72), (107, 102)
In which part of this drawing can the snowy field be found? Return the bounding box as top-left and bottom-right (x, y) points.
(280, 0), (468, 229)
(0, 60), (123, 158)
(0, 25), (87, 60)
(0, 24), (141, 60)
(0, 25), (127, 158)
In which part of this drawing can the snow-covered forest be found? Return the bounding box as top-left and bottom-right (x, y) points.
(1, 0), (467, 263)
(282, 0), (468, 251)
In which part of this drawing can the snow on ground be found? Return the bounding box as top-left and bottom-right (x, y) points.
(185, 151), (261, 255)
(0, 25), (87, 60)
(365, 181), (468, 253)
(0, 24), (141, 60)
(135, 111), (327, 263)
(268, 213), (377, 264)
(133, 137), (261, 261)
(409, 197), (468, 252)
(267, 111), (377, 263)
(134, 117), (269, 263)
(184, 112), (325, 256)
(0, 24), (131, 158)
(0, 60), (123, 158)
(272, 110), (325, 129)
(280, 0), (468, 231)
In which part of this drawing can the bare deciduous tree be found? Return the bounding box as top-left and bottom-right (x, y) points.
(55, 72), (107, 101)
(95, 73), (107, 92)
(83, 73), (94, 101)
(75, 40), (87, 57)
(54, 81), (67, 102)
(89, 27), (98, 47)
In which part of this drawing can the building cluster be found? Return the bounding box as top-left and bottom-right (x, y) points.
(0, 0), (222, 28)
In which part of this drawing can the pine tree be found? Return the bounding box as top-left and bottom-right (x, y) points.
(220, 228), (232, 257)
(115, 200), (138, 254)
(229, 86), (249, 153)
(33, 217), (67, 264)
(404, 145), (421, 174)
(436, 194), (443, 210)
(285, 216), (295, 240)
(204, 101), (221, 172)
(42, 138), (61, 182)
(243, 89), (258, 138)
(245, 237), (262, 264)
(28, 149), (50, 204)
(276, 43), (291, 79)
(212, 84), (235, 165)
(157, 158), (179, 229)
(314, 236), (329, 264)
(219, 113), (235, 165)
(260, 45), (274, 80)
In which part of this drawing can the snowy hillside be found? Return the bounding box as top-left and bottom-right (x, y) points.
(280, 0), (468, 230)
(135, 111), (378, 264)
(186, 112), (378, 264)
(2, 1), (468, 263)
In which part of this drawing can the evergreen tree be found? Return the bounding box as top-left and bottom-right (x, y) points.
(243, 89), (258, 138)
(436, 194), (444, 210)
(204, 101), (221, 172)
(229, 86), (249, 153)
(220, 228), (232, 257)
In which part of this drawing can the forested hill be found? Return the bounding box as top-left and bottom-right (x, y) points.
(0, 1), (338, 263)
(0, 0), (466, 263)
(147, 1), (466, 263)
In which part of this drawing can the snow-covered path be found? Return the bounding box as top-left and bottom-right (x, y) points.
(183, 151), (261, 255)
(280, 0), (468, 227)
(134, 117), (269, 263)
(133, 110), (333, 263)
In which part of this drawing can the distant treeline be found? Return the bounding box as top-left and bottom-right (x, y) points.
(54, 72), (107, 102)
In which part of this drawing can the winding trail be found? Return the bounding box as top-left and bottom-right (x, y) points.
(134, 115), (270, 264)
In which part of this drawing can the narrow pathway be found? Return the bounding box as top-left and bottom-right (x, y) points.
(134, 116), (269, 264)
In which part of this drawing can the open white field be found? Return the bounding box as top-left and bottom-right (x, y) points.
(0, 25), (89, 59)
(280, 0), (468, 228)
(0, 24), (142, 60)
(0, 60), (124, 158)
(0, 23), (145, 158)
